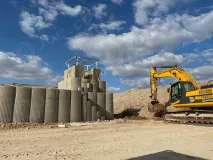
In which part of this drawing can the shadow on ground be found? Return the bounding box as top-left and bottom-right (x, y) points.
(114, 108), (141, 119)
(128, 150), (207, 160)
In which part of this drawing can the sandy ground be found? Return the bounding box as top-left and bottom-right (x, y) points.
(0, 120), (213, 160)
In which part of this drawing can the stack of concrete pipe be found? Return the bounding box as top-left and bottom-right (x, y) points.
(0, 80), (114, 124)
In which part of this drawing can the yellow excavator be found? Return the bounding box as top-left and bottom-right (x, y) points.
(149, 65), (213, 124)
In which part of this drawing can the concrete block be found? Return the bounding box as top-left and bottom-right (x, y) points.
(81, 92), (88, 122)
(30, 88), (46, 123)
(88, 92), (97, 107)
(97, 93), (106, 117)
(70, 91), (81, 122)
(0, 86), (16, 123)
(106, 93), (114, 120)
(13, 87), (32, 123)
(71, 78), (81, 91)
(44, 89), (59, 123)
(92, 106), (97, 121)
(98, 81), (106, 93)
(58, 89), (71, 123)
(86, 101), (92, 122)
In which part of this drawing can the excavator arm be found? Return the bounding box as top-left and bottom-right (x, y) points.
(149, 65), (199, 112)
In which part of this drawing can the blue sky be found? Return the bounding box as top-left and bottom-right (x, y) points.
(0, 0), (213, 92)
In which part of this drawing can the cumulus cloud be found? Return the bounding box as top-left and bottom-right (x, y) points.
(89, 21), (126, 32)
(107, 87), (121, 92)
(20, 0), (82, 40)
(0, 51), (62, 86)
(189, 66), (213, 81)
(93, 4), (107, 19)
(111, 0), (124, 4)
(121, 77), (150, 89)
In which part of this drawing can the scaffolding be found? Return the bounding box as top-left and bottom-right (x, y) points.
(65, 56), (100, 70)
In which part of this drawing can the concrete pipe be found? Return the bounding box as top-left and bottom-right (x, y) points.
(97, 111), (101, 121)
(71, 78), (81, 91)
(30, 88), (46, 123)
(70, 91), (82, 122)
(44, 89), (59, 123)
(88, 92), (97, 107)
(81, 92), (88, 122)
(106, 93), (114, 120)
(97, 93), (106, 117)
(0, 86), (16, 123)
(98, 81), (106, 93)
(86, 101), (92, 122)
(92, 106), (97, 121)
(81, 79), (90, 93)
(91, 80), (98, 93)
(58, 89), (71, 123)
(101, 116), (105, 121)
(13, 87), (32, 123)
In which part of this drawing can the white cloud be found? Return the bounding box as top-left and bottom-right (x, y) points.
(107, 87), (121, 92)
(189, 66), (213, 81)
(93, 4), (107, 19)
(133, 0), (176, 25)
(111, 0), (124, 4)
(68, 10), (213, 68)
(0, 51), (62, 86)
(89, 21), (126, 31)
(20, 0), (82, 40)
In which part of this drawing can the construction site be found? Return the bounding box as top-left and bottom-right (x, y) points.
(0, 57), (213, 160)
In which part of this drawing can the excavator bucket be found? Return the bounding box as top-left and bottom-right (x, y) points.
(148, 100), (165, 113)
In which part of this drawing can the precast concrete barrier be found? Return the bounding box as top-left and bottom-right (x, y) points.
(58, 89), (71, 123)
(0, 86), (16, 123)
(71, 78), (81, 91)
(30, 88), (46, 123)
(92, 106), (97, 121)
(88, 92), (97, 107)
(13, 87), (32, 123)
(98, 81), (106, 93)
(81, 79), (90, 93)
(81, 92), (88, 122)
(86, 101), (92, 122)
(97, 93), (105, 118)
(106, 93), (114, 120)
(70, 91), (82, 122)
(44, 89), (59, 123)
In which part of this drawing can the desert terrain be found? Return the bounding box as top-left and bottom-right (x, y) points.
(0, 120), (213, 160)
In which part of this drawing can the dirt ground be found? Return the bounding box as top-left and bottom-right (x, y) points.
(0, 120), (213, 160)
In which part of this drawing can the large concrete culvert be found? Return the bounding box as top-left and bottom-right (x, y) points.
(71, 78), (81, 91)
(71, 90), (82, 122)
(13, 87), (32, 123)
(92, 106), (97, 121)
(97, 93), (106, 119)
(0, 86), (16, 123)
(30, 88), (46, 123)
(106, 93), (114, 120)
(88, 92), (97, 107)
(58, 89), (71, 123)
(86, 101), (92, 122)
(98, 81), (106, 93)
(45, 89), (59, 123)
(81, 92), (88, 122)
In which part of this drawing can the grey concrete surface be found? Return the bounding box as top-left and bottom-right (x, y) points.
(97, 111), (101, 121)
(98, 81), (106, 93)
(88, 92), (97, 107)
(106, 93), (114, 120)
(71, 78), (81, 91)
(91, 80), (98, 93)
(30, 88), (46, 123)
(44, 89), (59, 123)
(13, 87), (32, 123)
(97, 93), (106, 118)
(81, 92), (88, 122)
(86, 101), (92, 122)
(58, 89), (71, 123)
(81, 79), (90, 93)
(92, 106), (97, 121)
(0, 86), (16, 123)
(71, 91), (82, 122)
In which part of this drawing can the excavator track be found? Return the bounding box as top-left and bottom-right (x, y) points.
(163, 110), (213, 126)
